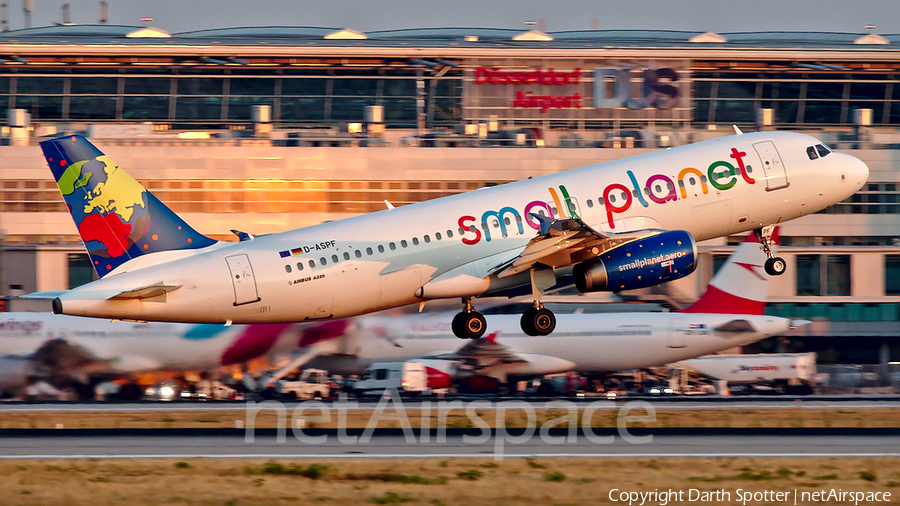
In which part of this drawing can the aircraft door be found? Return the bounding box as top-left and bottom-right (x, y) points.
(666, 317), (687, 348)
(225, 254), (261, 306)
(753, 140), (789, 190)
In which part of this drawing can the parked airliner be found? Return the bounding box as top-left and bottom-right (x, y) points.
(39, 132), (865, 338)
(0, 318), (305, 396)
(282, 232), (805, 384)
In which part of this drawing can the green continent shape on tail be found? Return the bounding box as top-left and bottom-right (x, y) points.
(83, 155), (147, 222)
(56, 160), (93, 196)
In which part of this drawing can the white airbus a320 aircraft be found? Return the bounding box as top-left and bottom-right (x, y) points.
(39, 132), (866, 338)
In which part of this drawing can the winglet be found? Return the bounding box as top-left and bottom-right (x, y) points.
(528, 212), (555, 235)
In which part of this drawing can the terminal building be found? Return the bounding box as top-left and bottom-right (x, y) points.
(0, 25), (897, 364)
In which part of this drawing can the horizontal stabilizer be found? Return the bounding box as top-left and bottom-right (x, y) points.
(19, 290), (68, 300)
(790, 319), (812, 330)
(108, 282), (182, 301)
(714, 319), (757, 333)
(230, 229), (255, 242)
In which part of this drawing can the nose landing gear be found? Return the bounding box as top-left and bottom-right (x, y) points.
(451, 297), (487, 340)
(755, 225), (786, 276)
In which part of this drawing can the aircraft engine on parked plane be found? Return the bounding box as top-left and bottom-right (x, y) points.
(573, 230), (697, 293)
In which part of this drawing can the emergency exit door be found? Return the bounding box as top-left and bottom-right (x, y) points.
(226, 254), (261, 306)
(753, 140), (789, 190)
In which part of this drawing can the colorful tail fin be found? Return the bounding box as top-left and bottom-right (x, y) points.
(39, 135), (216, 278)
(681, 229), (779, 315)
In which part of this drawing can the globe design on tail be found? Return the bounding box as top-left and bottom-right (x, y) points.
(40, 135), (215, 277)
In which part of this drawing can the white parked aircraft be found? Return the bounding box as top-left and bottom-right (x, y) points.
(0, 318), (307, 396)
(287, 232), (805, 383)
(39, 132), (865, 339)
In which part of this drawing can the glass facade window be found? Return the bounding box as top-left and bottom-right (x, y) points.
(176, 97), (223, 121)
(122, 96), (170, 120)
(70, 77), (118, 95)
(230, 78), (275, 96)
(711, 254), (729, 276)
(887, 255), (900, 296)
(16, 77), (64, 95)
(177, 78), (223, 96)
(281, 78), (327, 95)
(68, 253), (94, 289)
(796, 254), (851, 296)
(796, 255), (821, 296)
(126, 78), (171, 95)
(15, 95), (63, 120)
(69, 96), (117, 120)
(0, 66), (448, 126)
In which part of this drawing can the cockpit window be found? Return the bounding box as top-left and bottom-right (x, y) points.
(815, 144), (831, 157)
(806, 146), (818, 160)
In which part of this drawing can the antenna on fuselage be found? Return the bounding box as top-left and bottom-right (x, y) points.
(733, 125), (744, 135)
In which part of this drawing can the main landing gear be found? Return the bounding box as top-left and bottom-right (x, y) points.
(755, 225), (786, 276)
(452, 297), (487, 340)
(521, 303), (556, 336)
(520, 266), (556, 336)
(450, 267), (560, 340)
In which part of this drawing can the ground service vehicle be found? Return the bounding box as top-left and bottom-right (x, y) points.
(353, 361), (428, 397)
(678, 352), (817, 394)
(276, 368), (331, 400)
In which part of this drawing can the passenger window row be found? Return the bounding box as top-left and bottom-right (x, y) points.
(284, 227), (461, 273)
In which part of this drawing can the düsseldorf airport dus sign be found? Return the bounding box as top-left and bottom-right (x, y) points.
(473, 66), (681, 113)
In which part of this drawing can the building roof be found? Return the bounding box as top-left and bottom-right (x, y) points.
(0, 25), (897, 59)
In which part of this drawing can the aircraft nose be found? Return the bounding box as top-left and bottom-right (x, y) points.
(846, 154), (869, 189)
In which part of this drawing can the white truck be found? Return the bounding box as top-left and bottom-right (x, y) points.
(180, 379), (243, 401)
(677, 352), (817, 395)
(276, 368), (331, 400)
(352, 361), (428, 397)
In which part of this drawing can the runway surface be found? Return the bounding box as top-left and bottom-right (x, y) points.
(2, 396), (900, 413)
(2, 433), (898, 459)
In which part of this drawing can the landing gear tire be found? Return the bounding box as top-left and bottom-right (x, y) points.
(764, 257), (786, 276)
(755, 225), (785, 276)
(521, 307), (556, 336)
(452, 311), (487, 340)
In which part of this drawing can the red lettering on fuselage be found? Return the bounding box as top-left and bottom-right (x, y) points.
(730, 148), (755, 184)
(458, 215), (481, 245)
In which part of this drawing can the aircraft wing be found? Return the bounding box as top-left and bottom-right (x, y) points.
(491, 214), (662, 278)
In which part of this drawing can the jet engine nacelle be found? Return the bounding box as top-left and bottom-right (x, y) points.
(573, 230), (697, 293)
